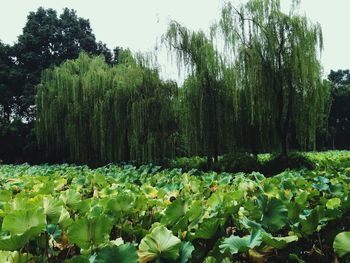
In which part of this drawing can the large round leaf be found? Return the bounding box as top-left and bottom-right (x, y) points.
(95, 243), (138, 263)
(177, 241), (195, 263)
(161, 198), (188, 231)
(0, 226), (44, 251)
(326, 198), (341, 210)
(300, 207), (321, 235)
(67, 215), (113, 249)
(203, 256), (217, 263)
(333, 231), (350, 257)
(107, 192), (136, 213)
(258, 196), (288, 232)
(43, 196), (64, 223)
(0, 251), (33, 263)
(60, 189), (81, 209)
(262, 233), (298, 249)
(2, 208), (46, 235)
(190, 218), (219, 240)
(138, 226), (182, 263)
(219, 230), (262, 254)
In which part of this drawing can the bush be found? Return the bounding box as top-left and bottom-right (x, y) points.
(261, 152), (315, 176)
(168, 156), (207, 171)
(217, 153), (261, 173)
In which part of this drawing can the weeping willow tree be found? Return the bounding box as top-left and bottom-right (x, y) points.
(36, 52), (178, 165)
(218, 0), (330, 154)
(164, 21), (237, 165)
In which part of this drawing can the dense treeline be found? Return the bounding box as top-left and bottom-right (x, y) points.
(36, 52), (178, 165)
(218, 0), (330, 154)
(0, 7), (115, 162)
(1, 0), (350, 165)
(327, 70), (350, 148)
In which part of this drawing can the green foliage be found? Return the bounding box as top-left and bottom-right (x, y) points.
(218, 153), (260, 173)
(168, 156), (208, 171)
(36, 53), (178, 165)
(178, 241), (195, 263)
(138, 225), (182, 263)
(2, 208), (46, 235)
(333, 232), (350, 257)
(0, 226), (44, 251)
(95, 244), (138, 263)
(67, 215), (112, 249)
(14, 7), (113, 120)
(327, 69), (350, 149)
(0, 251), (33, 263)
(0, 8), (113, 163)
(2, 0), (336, 165)
(261, 233), (298, 249)
(219, 230), (262, 254)
(0, 150), (349, 261)
(161, 198), (188, 229)
(165, 22), (237, 164)
(258, 196), (288, 232)
(217, 0), (330, 154)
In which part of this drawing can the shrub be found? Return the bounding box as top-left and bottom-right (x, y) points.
(261, 152), (315, 176)
(217, 153), (261, 173)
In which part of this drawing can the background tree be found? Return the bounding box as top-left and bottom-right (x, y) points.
(0, 41), (15, 121)
(36, 52), (178, 165)
(218, 0), (330, 155)
(0, 7), (113, 163)
(14, 7), (113, 120)
(327, 69), (350, 148)
(0, 41), (32, 162)
(164, 21), (237, 166)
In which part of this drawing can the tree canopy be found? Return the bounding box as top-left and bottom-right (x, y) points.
(36, 52), (178, 165)
(164, 21), (237, 164)
(216, 0), (330, 154)
(14, 7), (113, 120)
(0, 7), (114, 163)
(0, 1), (337, 165)
(327, 69), (350, 148)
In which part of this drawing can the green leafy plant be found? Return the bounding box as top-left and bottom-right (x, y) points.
(333, 231), (350, 257)
(138, 226), (182, 263)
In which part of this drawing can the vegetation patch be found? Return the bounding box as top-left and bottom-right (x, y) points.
(0, 151), (350, 262)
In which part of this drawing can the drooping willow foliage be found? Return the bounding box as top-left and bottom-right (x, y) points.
(36, 52), (178, 165)
(164, 21), (238, 163)
(36, 0), (331, 165)
(217, 0), (331, 154)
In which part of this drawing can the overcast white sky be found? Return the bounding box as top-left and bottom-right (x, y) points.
(0, 0), (349, 82)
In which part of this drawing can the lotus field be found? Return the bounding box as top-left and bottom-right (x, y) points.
(1, 151), (350, 262)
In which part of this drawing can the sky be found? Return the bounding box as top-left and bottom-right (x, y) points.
(0, 0), (349, 82)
